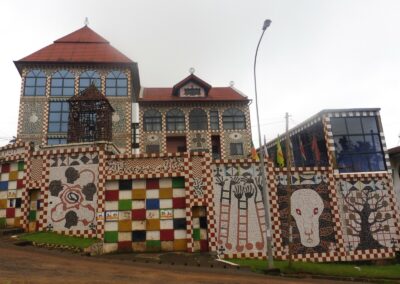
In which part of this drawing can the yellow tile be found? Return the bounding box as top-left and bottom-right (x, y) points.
(0, 200), (7, 209)
(146, 219), (160, 231)
(159, 188), (173, 199)
(8, 171), (18, 181)
(118, 220), (132, 232)
(132, 189), (146, 200)
(173, 239), (187, 251)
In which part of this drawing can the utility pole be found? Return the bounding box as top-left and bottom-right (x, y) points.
(284, 112), (293, 266)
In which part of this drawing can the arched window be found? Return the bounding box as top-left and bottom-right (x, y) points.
(166, 109), (185, 131)
(24, 70), (46, 96)
(189, 109), (207, 130)
(223, 108), (246, 130)
(50, 70), (75, 96)
(106, 70), (127, 96)
(143, 109), (162, 131)
(79, 70), (101, 92)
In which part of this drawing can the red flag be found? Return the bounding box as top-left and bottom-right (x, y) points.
(298, 136), (306, 161)
(311, 135), (321, 164)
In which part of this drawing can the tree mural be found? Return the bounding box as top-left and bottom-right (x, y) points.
(342, 184), (391, 250)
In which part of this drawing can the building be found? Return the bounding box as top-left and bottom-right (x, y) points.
(389, 146), (400, 211)
(0, 26), (399, 262)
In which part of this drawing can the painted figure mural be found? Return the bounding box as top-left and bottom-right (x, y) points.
(47, 153), (99, 232)
(213, 164), (267, 256)
(291, 188), (324, 247)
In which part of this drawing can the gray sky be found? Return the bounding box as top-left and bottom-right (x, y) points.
(0, 0), (399, 148)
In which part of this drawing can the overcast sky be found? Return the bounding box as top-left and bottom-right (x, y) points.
(0, 0), (399, 148)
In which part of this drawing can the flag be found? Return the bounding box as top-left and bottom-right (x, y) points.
(276, 136), (285, 167)
(251, 140), (260, 162)
(298, 136), (306, 161)
(311, 135), (321, 165)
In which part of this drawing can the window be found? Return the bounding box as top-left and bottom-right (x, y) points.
(48, 102), (69, 133)
(24, 70), (46, 96)
(189, 109), (207, 130)
(106, 70), (127, 96)
(132, 122), (140, 149)
(230, 143), (244, 156)
(223, 108), (245, 130)
(51, 70), (75, 97)
(166, 109), (185, 131)
(210, 110), (219, 130)
(331, 116), (385, 173)
(146, 144), (160, 154)
(79, 70), (101, 92)
(143, 109), (162, 131)
(47, 138), (67, 145)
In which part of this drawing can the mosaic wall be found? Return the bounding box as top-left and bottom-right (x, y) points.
(212, 163), (268, 259)
(0, 161), (25, 228)
(46, 153), (99, 233)
(337, 177), (399, 259)
(103, 177), (191, 252)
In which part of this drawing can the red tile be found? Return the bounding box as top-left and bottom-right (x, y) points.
(173, 197), (186, 209)
(132, 209), (146, 220)
(118, 241), (132, 252)
(6, 208), (15, 218)
(160, 229), (174, 241)
(146, 179), (159, 189)
(200, 240), (209, 252)
(105, 190), (119, 201)
(1, 163), (10, 173)
(17, 180), (24, 189)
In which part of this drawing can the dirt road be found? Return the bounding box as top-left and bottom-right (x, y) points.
(0, 240), (354, 284)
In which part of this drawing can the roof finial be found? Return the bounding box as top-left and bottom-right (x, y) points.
(229, 81), (235, 87)
(189, 67), (195, 74)
(84, 17), (89, 26)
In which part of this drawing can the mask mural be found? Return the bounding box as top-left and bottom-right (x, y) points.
(291, 188), (324, 247)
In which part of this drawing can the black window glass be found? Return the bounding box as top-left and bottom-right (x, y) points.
(143, 110), (162, 131)
(330, 118), (347, 135)
(24, 70), (46, 96)
(189, 109), (207, 130)
(230, 143), (244, 156)
(166, 109), (185, 131)
(331, 116), (385, 173)
(210, 110), (219, 130)
(48, 102), (69, 133)
(222, 108), (245, 130)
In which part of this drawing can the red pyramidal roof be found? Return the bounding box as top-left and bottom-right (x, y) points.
(15, 26), (133, 65)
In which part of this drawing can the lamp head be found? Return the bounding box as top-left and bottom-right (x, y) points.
(262, 19), (272, 31)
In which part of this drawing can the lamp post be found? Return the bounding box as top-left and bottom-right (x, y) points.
(254, 19), (274, 269)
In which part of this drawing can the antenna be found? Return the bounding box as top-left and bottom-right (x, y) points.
(84, 17), (89, 26)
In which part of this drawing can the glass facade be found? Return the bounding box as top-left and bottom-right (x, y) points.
(51, 70), (75, 97)
(106, 70), (128, 96)
(331, 116), (385, 172)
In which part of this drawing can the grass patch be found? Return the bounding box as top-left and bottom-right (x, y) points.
(229, 258), (400, 280)
(19, 231), (99, 249)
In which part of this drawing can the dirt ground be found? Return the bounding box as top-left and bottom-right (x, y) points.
(0, 238), (355, 284)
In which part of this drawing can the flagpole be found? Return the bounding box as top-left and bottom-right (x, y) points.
(254, 19), (274, 269)
(285, 112), (293, 267)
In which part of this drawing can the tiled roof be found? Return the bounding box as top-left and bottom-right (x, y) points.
(15, 26), (133, 64)
(140, 87), (249, 102)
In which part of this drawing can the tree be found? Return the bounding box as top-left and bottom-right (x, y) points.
(342, 186), (391, 250)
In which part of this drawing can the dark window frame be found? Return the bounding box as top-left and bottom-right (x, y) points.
(166, 109), (185, 131)
(143, 109), (162, 131)
(189, 109), (208, 130)
(106, 70), (128, 97)
(50, 70), (75, 97)
(331, 116), (385, 173)
(223, 108), (246, 130)
(24, 70), (46, 96)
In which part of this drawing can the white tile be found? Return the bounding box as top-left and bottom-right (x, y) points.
(105, 221), (118, 231)
(132, 220), (146, 230)
(159, 199), (172, 209)
(132, 180), (146, 189)
(118, 232), (131, 242)
(146, 209), (159, 219)
(105, 201), (118, 211)
(160, 219), (173, 230)
(132, 200), (145, 209)
(146, 189), (159, 199)
(119, 190), (131, 200)
(105, 180), (119, 191)
(174, 229), (186, 240)
(174, 209), (186, 218)
(146, 230), (160, 240)
(159, 178), (172, 189)
(173, 188), (185, 198)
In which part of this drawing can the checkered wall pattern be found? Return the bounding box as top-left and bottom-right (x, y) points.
(104, 177), (192, 252)
(0, 161), (25, 228)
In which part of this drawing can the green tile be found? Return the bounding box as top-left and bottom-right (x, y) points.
(146, 240), (161, 248)
(104, 231), (118, 243)
(18, 161), (24, 171)
(193, 228), (201, 241)
(29, 211), (36, 221)
(0, 218), (6, 228)
(172, 177), (185, 188)
(119, 200), (132, 211)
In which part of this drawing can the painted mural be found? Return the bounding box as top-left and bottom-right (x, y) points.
(46, 153), (99, 232)
(276, 172), (337, 255)
(337, 178), (398, 252)
(212, 163), (267, 257)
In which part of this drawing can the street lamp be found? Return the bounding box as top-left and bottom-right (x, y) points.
(253, 19), (274, 269)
